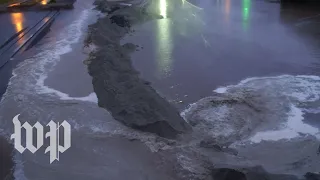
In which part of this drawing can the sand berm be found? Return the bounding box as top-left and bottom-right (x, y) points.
(83, 0), (320, 179)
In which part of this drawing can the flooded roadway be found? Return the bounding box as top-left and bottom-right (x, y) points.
(0, 0), (184, 179)
(0, 11), (54, 97)
(0, 0), (320, 179)
(122, 0), (320, 176)
(0, 8), (80, 99)
(0, 11), (49, 46)
(124, 0), (320, 107)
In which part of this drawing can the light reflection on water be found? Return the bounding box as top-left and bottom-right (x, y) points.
(157, 0), (173, 78)
(242, 0), (251, 31)
(159, 0), (167, 18)
(10, 13), (25, 46)
(128, 0), (320, 109)
(44, 17), (50, 23)
(41, 0), (49, 5)
(225, 0), (230, 22)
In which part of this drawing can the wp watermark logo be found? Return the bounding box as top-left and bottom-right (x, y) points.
(10, 114), (71, 163)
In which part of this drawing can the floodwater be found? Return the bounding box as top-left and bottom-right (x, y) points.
(0, 11), (56, 96)
(122, 0), (320, 176)
(0, 1), (185, 179)
(0, 11), (50, 46)
(124, 0), (320, 106)
(0, 0), (320, 179)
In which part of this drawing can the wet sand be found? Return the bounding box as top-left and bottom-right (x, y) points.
(85, 0), (191, 138)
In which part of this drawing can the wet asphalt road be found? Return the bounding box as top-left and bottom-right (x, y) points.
(0, 8), (78, 99)
(0, 11), (54, 98)
(123, 0), (320, 108)
(120, 0), (320, 175)
(0, 0), (320, 178)
(0, 11), (49, 46)
(1, 1), (320, 106)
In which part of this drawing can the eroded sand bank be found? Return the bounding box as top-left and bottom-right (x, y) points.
(83, 0), (320, 179)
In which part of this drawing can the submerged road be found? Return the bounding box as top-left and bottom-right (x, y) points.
(0, 10), (60, 64)
(0, 11), (49, 46)
(0, 10), (59, 99)
(0, 0), (319, 178)
(124, 0), (320, 107)
(122, 0), (320, 175)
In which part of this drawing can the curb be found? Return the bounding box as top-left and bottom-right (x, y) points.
(13, 10), (60, 56)
(0, 10), (59, 68)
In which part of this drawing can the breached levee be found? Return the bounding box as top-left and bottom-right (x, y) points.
(84, 0), (191, 139)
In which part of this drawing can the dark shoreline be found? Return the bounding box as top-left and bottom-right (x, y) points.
(85, 0), (191, 139)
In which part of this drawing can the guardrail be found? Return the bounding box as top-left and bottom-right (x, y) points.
(0, 27), (28, 50)
(0, 10), (59, 68)
(13, 10), (59, 55)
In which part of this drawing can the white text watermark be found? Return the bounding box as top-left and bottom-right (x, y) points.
(11, 114), (71, 163)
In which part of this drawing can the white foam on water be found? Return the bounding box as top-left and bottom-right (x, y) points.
(180, 102), (197, 118)
(304, 108), (320, 114)
(4, 9), (96, 104)
(3, 9), (94, 179)
(0, 70), (18, 104)
(31, 9), (96, 103)
(214, 87), (227, 93)
(13, 153), (28, 180)
(212, 75), (320, 143)
(36, 75), (98, 103)
(214, 75), (320, 92)
(250, 104), (320, 143)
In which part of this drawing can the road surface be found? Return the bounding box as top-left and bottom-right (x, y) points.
(0, 0), (319, 179)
